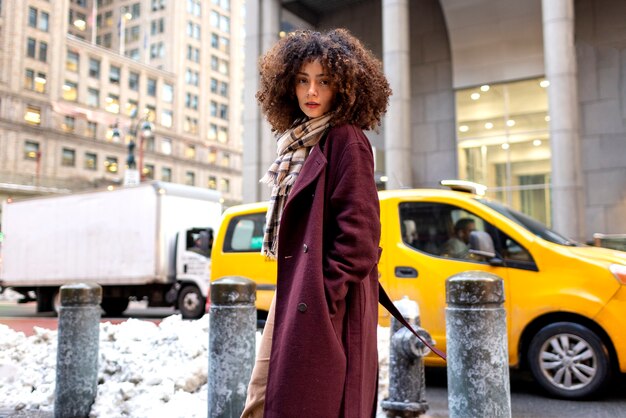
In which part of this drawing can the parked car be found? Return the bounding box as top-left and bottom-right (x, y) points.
(210, 181), (626, 399)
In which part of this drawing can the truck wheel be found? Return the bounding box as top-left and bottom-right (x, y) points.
(101, 297), (130, 317)
(178, 285), (205, 319)
(36, 288), (54, 313)
(528, 322), (611, 399)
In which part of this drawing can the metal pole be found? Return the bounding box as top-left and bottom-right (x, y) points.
(54, 283), (102, 418)
(445, 271), (511, 418)
(208, 277), (256, 418)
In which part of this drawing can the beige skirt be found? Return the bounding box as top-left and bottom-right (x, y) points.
(240, 295), (276, 418)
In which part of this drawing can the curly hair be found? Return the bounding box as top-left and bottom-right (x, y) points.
(257, 28), (392, 133)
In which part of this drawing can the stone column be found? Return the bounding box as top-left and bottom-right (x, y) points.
(383, 0), (412, 189)
(208, 277), (257, 417)
(242, 0), (280, 203)
(542, 0), (583, 240)
(54, 283), (102, 418)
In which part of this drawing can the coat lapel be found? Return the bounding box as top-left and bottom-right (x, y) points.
(287, 145), (327, 202)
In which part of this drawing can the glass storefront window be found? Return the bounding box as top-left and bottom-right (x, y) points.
(456, 77), (552, 226)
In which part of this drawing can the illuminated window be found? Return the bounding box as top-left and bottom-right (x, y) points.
(84, 152), (97, 170)
(161, 138), (172, 155)
(105, 94), (120, 113)
(217, 126), (228, 143)
(143, 164), (155, 180)
(146, 105), (156, 121)
(207, 176), (217, 190)
(24, 141), (40, 160)
(34, 73), (46, 93)
(163, 83), (173, 103)
(86, 121), (97, 139)
(66, 50), (79, 72)
(61, 147), (76, 166)
(125, 100), (138, 117)
(184, 116), (198, 134)
(104, 156), (118, 173)
(62, 80), (78, 101)
(24, 105), (41, 125)
(220, 178), (230, 193)
(161, 110), (173, 128)
(221, 152), (230, 167)
(208, 148), (217, 164)
(185, 144), (196, 159)
(207, 123), (217, 141)
(62, 116), (75, 132)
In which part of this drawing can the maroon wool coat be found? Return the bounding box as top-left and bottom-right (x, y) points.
(264, 124), (381, 418)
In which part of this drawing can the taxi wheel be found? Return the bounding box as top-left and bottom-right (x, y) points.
(528, 322), (611, 399)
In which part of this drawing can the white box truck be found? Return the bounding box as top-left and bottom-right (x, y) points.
(0, 181), (222, 319)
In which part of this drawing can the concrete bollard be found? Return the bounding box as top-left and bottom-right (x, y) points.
(445, 271), (511, 418)
(381, 297), (431, 417)
(208, 277), (256, 418)
(54, 283), (102, 418)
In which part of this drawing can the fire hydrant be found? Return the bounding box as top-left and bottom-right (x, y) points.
(381, 297), (433, 418)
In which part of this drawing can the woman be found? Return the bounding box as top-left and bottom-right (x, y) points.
(242, 29), (391, 418)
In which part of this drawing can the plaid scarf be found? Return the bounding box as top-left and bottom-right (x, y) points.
(260, 114), (332, 259)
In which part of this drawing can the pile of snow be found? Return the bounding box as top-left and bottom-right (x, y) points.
(0, 315), (391, 417)
(0, 288), (24, 302)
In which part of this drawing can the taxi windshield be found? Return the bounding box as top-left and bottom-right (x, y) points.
(477, 198), (578, 246)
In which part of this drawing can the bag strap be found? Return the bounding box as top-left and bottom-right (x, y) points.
(379, 283), (447, 361)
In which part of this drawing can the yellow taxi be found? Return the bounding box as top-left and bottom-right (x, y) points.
(211, 181), (626, 399)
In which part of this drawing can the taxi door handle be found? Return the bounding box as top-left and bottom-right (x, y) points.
(395, 266), (418, 278)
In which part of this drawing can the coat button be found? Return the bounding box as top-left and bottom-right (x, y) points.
(297, 303), (308, 312)
(303, 244), (308, 253)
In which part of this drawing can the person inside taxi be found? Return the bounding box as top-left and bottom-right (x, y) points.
(441, 217), (476, 259)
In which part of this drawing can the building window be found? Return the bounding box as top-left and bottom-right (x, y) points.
(220, 81), (229, 97)
(86, 121), (98, 139)
(87, 88), (100, 107)
(24, 141), (40, 160)
(456, 77), (552, 225)
(185, 93), (198, 110)
(36, 42), (48, 62)
(221, 152), (230, 167)
(129, 72), (139, 90)
(130, 2), (141, 18)
(105, 94), (120, 113)
(219, 36), (229, 54)
(210, 101), (217, 117)
(208, 175), (217, 190)
(24, 105), (41, 125)
(146, 105), (156, 121)
(155, 139), (170, 157)
(84, 152), (97, 170)
(126, 25), (140, 42)
(61, 148), (76, 166)
(62, 80), (78, 101)
(62, 116), (75, 132)
(161, 110), (173, 127)
(161, 167), (172, 182)
(219, 59), (229, 75)
(109, 65), (120, 84)
(147, 78), (157, 96)
(126, 99), (138, 117)
(26, 38), (36, 58)
(152, 0), (166, 11)
(89, 58), (100, 78)
(104, 156), (118, 173)
(163, 83), (173, 103)
(185, 144), (196, 159)
(219, 104), (228, 120)
(210, 55), (218, 71)
(127, 48), (140, 60)
(102, 33), (112, 48)
(184, 116), (197, 134)
(187, 0), (201, 16)
(208, 147), (217, 164)
(143, 164), (155, 180)
(218, 126), (228, 143)
(186, 69), (199, 86)
(208, 123), (217, 141)
(210, 78), (218, 93)
(23, 69), (34, 90)
(39, 11), (49, 31)
(220, 178), (230, 193)
(151, 18), (164, 35)
(66, 50), (79, 72)
(28, 7), (38, 27)
(187, 45), (200, 62)
(185, 171), (195, 186)
(150, 42), (165, 59)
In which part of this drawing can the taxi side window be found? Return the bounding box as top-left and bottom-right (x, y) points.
(223, 212), (266, 252)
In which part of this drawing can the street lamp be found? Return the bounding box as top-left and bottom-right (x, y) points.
(137, 119), (153, 182)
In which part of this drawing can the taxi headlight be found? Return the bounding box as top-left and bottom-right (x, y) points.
(609, 264), (626, 285)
